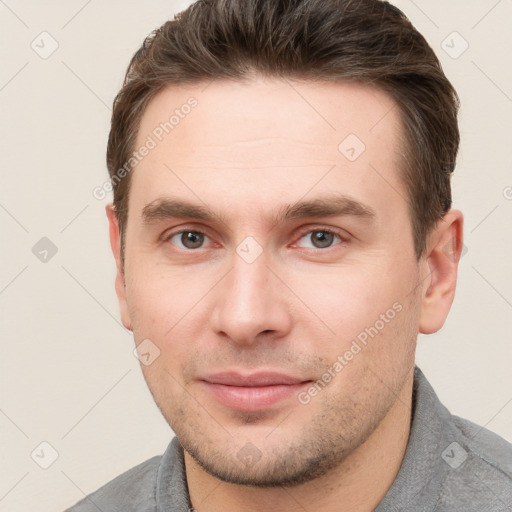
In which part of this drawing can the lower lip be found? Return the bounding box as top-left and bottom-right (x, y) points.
(201, 381), (310, 411)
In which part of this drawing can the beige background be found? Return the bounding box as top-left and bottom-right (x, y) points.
(0, 1), (511, 511)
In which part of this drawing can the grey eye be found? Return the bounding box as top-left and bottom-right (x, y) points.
(310, 231), (335, 248)
(297, 230), (340, 249)
(170, 231), (206, 249)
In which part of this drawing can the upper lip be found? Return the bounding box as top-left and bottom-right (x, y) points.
(201, 372), (310, 387)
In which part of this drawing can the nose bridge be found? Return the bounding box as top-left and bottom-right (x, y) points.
(227, 251), (272, 318)
(211, 249), (291, 344)
(231, 255), (270, 308)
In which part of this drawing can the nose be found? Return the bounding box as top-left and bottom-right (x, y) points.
(210, 252), (293, 346)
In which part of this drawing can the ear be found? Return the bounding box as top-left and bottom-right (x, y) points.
(106, 204), (132, 331)
(419, 209), (464, 334)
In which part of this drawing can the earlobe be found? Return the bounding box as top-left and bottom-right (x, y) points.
(106, 204), (133, 331)
(419, 209), (464, 334)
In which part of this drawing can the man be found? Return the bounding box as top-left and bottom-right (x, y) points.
(66, 0), (512, 510)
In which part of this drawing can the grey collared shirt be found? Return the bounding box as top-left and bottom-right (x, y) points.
(65, 367), (512, 511)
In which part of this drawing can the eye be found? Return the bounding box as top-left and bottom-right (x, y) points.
(295, 229), (346, 249)
(166, 230), (212, 250)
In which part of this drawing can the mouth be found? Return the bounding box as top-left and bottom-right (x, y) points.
(199, 371), (313, 412)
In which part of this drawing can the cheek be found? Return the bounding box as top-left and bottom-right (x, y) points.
(128, 246), (200, 308)
(286, 258), (419, 370)
(289, 264), (403, 335)
(124, 260), (207, 350)
(126, 270), (199, 405)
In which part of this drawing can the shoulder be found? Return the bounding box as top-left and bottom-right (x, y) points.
(64, 455), (162, 512)
(435, 414), (512, 511)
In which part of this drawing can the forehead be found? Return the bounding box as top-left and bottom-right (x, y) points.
(130, 77), (406, 223)
(137, 77), (401, 153)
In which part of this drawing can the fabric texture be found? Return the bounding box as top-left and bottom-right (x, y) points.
(65, 366), (512, 511)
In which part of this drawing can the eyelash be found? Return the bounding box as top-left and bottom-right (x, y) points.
(162, 226), (350, 250)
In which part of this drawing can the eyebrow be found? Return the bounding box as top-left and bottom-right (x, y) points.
(141, 194), (376, 227)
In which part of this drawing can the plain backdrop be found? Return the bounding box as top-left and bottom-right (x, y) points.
(1, 1), (511, 511)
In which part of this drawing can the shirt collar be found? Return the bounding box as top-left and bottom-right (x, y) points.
(375, 366), (452, 511)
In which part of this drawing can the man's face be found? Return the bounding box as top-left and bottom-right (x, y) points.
(115, 78), (425, 485)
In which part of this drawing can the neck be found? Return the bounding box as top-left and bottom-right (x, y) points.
(185, 372), (414, 512)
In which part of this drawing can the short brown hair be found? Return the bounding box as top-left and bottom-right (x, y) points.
(107, 0), (459, 260)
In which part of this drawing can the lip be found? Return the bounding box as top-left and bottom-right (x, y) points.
(199, 372), (312, 412)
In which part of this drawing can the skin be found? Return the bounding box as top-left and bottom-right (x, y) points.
(107, 77), (463, 512)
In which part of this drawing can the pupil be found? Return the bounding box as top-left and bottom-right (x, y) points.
(182, 232), (203, 249)
(313, 231), (333, 248)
